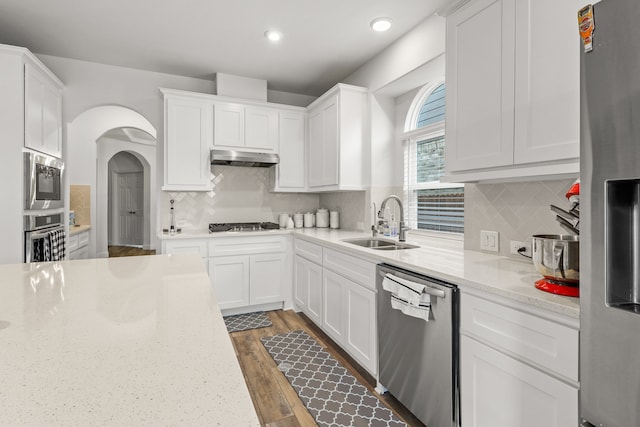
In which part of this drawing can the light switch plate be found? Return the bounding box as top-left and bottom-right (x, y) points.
(480, 230), (499, 252)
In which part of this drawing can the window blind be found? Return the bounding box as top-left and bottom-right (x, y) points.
(404, 134), (464, 234)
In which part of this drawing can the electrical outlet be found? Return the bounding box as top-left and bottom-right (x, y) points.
(480, 230), (499, 252)
(510, 240), (532, 257)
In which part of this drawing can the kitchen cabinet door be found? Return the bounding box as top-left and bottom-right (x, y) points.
(209, 255), (250, 310)
(213, 103), (244, 148)
(293, 255), (309, 312)
(322, 268), (345, 344)
(445, 0), (515, 173)
(344, 279), (377, 374)
(460, 335), (578, 427)
(249, 252), (285, 305)
(444, 0), (580, 182)
(163, 94), (213, 191)
(307, 94), (339, 188)
(245, 106), (277, 151)
(306, 84), (366, 191)
(294, 255), (323, 326)
(273, 111), (306, 191)
(25, 63), (62, 158)
(512, 0), (579, 164)
(306, 260), (323, 325)
(213, 103), (278, 152)
(307, 107), (325, 188)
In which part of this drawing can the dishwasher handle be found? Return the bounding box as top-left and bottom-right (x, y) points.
(378, 270), (447, 299)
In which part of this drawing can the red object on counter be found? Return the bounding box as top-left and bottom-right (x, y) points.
(535, 278), (580, 297)
(566, 179), (580, 204)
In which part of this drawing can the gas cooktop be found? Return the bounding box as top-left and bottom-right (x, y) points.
(208, 222), (280, 233)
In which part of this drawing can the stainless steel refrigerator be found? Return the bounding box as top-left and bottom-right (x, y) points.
(580, 1), (640, 426)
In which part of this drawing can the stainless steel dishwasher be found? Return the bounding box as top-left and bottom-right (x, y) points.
(376, 263), (460, 427)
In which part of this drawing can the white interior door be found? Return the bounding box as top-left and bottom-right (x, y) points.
(117, 172), (143, 246)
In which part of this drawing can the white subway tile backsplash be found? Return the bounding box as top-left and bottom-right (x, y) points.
(162, 165), (319, 231)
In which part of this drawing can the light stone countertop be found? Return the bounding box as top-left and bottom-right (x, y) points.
(292, 228), (580, 319)
(0, 254), (260, 426)
(69, 224), (91, 236)
(159, 227), (579, 319)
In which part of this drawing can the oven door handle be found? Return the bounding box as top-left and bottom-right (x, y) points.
(28, 227), (63, 240)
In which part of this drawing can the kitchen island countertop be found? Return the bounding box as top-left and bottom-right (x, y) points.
(0, 254), (260, 426)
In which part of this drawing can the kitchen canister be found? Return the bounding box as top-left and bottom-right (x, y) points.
(316, 208), (329, 228)
(304, 212), (315, 228)
(279, 213), (290, 228)
(293, 212), (304, 228)
(330, 210), (339, 229)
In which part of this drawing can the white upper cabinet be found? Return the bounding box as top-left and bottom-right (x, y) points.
(25, 62), (63, 158)
(444, 0), (579, 182)
(272, 110), (306, 191)
(245, 106), (278, 151)
(306, 83), (367, 192)
(161, 89), (213, 191)
(513, 0), (579, 164)
(213, 102), (278, 152)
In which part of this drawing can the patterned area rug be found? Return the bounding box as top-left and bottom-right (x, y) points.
(223, 311), (273, 333)
(261, 330), (406, 427)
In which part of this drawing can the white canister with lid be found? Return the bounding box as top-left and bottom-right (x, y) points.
(279, 213), (290, 228)
(316, 208), (329, 228)
(330, 211), (339, 229)
(293, 212), (304, 228)
(304, 212), (315, 228)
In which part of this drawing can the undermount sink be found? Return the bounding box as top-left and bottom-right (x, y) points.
(342, 238), (420, 250)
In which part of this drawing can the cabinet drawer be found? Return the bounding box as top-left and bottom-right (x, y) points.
(294, 238), (323, 264)
(461, 293), (578, 381)
(163, 239), (208, 258)
(209, 235), (286, 256)
(323, 248), (376, 291)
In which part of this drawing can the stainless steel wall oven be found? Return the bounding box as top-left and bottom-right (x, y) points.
(24, 211), (66, 263)
(24, 151), (64, 211)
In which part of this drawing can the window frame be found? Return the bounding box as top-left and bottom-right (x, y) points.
(402, 81), (464, 240)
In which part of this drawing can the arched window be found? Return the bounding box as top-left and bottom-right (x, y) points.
(403, 82), (464, 235)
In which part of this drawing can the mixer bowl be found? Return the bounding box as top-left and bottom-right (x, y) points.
(532, 234), (580, 283)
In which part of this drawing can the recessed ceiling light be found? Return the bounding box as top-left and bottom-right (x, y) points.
(264, 30), (282, 42)
(370, 17), (392, 32)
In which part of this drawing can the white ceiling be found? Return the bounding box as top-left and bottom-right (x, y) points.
(0, 0), (449, 96)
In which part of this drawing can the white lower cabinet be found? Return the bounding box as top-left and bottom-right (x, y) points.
(249, 253), (286, 305)
(68, 230), (90, 260)
(208, 235), (287, 313)
(461, 336), (577, 427)
(293, 238), (377, 375)
(342, 276), (377, 372)
(322, 269), (346, 343)
(460, 291), (579, 427)
(321, 267), (377, 374)
(209, 255), (250, 309)
(294, 254), (323, 325)
(209, 253), (286, 309)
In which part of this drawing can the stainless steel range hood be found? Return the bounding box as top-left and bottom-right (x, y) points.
(210, 149), (279, 167)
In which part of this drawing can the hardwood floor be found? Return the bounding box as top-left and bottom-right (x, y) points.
(229, 309), (426, 427)
(107, 246), (156, 257)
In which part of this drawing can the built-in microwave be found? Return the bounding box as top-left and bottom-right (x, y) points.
(24, 151), (64, 210)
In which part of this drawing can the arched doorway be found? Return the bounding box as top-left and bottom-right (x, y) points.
(66, 106), (157, 258)
(108, 151), (145, 247)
